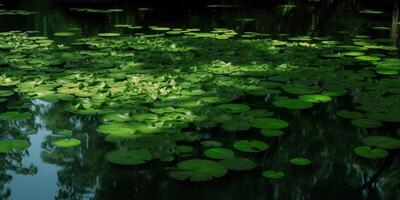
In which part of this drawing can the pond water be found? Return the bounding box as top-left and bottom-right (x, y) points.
(1, 0), (400, 200)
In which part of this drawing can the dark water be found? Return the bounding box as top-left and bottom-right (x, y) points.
(1, 0), (400, 200)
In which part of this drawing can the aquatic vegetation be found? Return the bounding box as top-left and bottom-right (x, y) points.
(219, 157), (257, 171)
(0, 111), (32, 121)
(262, 170), (285, 179)
(169, 159), (228, 181)
(0, 139), (30, 153)
(233, 140), (268, 153)
(353, 146), (388, 159)
(105, 149), (152, 165)
(53, 138), (81, 148)
(289, 157), (311, 166)
(204, 148), (235, 159)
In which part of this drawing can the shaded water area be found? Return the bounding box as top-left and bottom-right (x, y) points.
(1, 0), (400, 199)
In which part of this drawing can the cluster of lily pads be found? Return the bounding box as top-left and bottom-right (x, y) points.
(0, 22), (399, 182)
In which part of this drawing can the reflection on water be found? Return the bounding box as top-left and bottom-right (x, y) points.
(0, 0), (399, 200)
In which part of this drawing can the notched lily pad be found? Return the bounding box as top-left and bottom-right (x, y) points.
(353, 146), (388, 159)
(204, 148), (234, 159)
(169, 159), (227, 182)
(54, 138), (81, 148)
(105, 149), (152, 165)
(233, 140), (268, 153)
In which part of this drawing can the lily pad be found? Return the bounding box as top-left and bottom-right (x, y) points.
(353, 146), (388, 159)
(0, 111), (32, 121)
(351, 118), (382, 128)
(0, 90), (14, 97)
(204, 148), (234, 159)
(262, 170), (285, 179)
(214, 103), (250, 113)
(336, 110), (364, 119)
(169, 159), (227, 181)
(273, 99), (313, 109)
(250, 118), (289, 129)
(98, 33), (120, 37)
(0, 139), (31, 153)
(289, 157), (311, 166)
(299, 94), (332, 103)
(219, 157), (257, 171)
(105, 149), (152, 165)
(362, 136), (400, 150)
(54, 138), (81, 147)
(260, 129), (284, 137)
(233, 140), (268, 153)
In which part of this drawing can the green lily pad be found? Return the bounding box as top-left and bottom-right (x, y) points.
(176, 145), (194, 154)
(299, 94), (332, 103)
(201, 140), (223, 148)
(262, 170), (285, 179)
(98, 33), (120, 37)
(214, 103), (250, 113)
(260, 129), (284, 137)
(0, 90), (14, 97)
(0, 139), (31, 153)
(54, 32), (75, 37)
(219, 157), (257, 171)
(204, 148), (234, 160)
(0, 111), (32, 121)
(105, 149), (152, 165)
(169, 159), (227, 182)
(353, 146), (388, 159)
(362, 136), (400, 150)
(281, 85), (318, 95)
(289, 157), (311, 166)
(351, 118), (382, 128)
(54, 138), (81, 147)
(54, 130), (73, 136)
(233, 140), (268, 153)
(250, 118), (289, 129)
(356, 55), (381, 61)
(273, 99), (313, 109)
(336, 110), (364, 119)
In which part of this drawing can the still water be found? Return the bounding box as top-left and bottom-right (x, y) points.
(0, 0), (399, 200)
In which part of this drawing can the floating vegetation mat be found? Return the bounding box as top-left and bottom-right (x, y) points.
(0, 27), (399, 186)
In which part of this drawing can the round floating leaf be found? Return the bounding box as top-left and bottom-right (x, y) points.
(221, 119), (250, 132)
(97, 123), (136, 135)
(0, 90), (14, 97)
(362, 136), (400, 150)
(260, 129), (284, 137)
(54, 130), (73, 136)
(336, 110), (364, 119)
(201, 140), (223, 148)
(353, 146), (388, 159)
(262, 170), (285, 179)
(214, 103), (250, 113)
(169, 159), (227, 182)
(204, 148), (234, 160)
(351, 118), (382, 128)
(98, 33), (120, 37)
(356, 55), (381, 61)
(219, 157), (257, 171)
(54, 32), (75, 37)
(54, 138), (81, 147)
(250, 118), (289, 129)
(289, 157), (311, 166)
(282, 85), (318, 95)
(233, 140), (268, 153)
(0, 140), (31, 153)
(176, 145), (194, 154)
(105, 149), (152, 165)
(273, 99), (313, 109)
(0, 111), (32, 121)
(299, 94), (332, 103)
